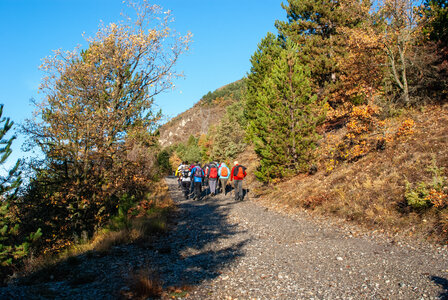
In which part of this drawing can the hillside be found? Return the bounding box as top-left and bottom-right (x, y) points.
(237, 104), (448, 243)
(158, 80), (245, 147)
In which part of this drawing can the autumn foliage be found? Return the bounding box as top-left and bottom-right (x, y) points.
(235, 0), (448, 243)
(14, 0), (190, 265)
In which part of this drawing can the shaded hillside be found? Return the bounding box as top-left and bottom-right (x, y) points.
(159, 80), (245, 147)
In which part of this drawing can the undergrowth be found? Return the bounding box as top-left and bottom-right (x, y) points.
(14, 181), (174, 284)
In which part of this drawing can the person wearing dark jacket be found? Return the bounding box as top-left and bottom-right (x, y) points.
(180, 161), (191, 199)
(230, 161), (247, 201)
(190, 162), (204, 200)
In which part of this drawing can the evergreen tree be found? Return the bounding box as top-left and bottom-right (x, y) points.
(174, 135), (202, 163)
(0, 105), (41, 279)
(245, 33), (283, 123)
(156, 149), (172, 175)
(423, 0), (448, 49)
(248, 42), (325, 182)
(275, 0), (371, 101)
(212, 102), (247, 161)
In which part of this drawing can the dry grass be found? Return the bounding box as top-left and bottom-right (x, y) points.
(248, 104), (448, 243)
(123, 268), (163, 299)
(90, 230), (130, 254)
(16, 180), (175, 284)
(91, 182), (173, 254)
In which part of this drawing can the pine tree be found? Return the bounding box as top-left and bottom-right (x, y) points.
(212, 102), (247, 161)
(248, 42), (325, 182)
(275, 0), (371, 101)
(0, 105), (41, 279)
(423, 0), (448, 49)
(245, 33), (283, 123)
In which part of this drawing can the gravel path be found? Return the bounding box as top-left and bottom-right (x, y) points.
(161, 177), (448, 299)
(0, 177), (447, 299)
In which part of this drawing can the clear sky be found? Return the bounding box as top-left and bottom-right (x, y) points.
(0, 0), (286, 168)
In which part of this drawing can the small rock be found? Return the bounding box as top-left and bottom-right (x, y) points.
(336, 257), (343, 261)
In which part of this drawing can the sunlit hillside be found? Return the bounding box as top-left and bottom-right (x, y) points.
(158, 80), (245, 147)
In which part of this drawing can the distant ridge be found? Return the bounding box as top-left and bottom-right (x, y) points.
(158, 79), (245, 147)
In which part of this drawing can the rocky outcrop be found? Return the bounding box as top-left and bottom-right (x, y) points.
(158, 79), (245, 147)
(158, 105), (226, 147)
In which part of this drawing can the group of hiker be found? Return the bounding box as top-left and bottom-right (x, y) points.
(175, 161), (247, 201)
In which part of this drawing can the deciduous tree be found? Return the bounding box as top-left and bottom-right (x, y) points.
(22, 0), (190, 246)
(379, 0), (424, 104)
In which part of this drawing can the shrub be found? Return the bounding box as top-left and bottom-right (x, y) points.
(404, 159), (448, 210)
(405, 181), (431, 209)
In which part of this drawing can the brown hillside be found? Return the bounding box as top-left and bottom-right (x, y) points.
(158, 80), (244, 147)
(159, 105), (226, 147)
(240, 104), (448, 243)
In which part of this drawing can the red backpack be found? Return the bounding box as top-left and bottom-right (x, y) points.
(233, 165), (246, 178)
(209, 165), (218, 178)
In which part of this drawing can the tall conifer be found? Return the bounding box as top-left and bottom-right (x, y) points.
(245, 33), (283, 123)
(275, 0), (371, 101)
(0, 105), (41, 278)
(248, 42), (325, 182)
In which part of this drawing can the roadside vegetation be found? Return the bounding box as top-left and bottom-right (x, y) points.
(0, 0), (188, 284)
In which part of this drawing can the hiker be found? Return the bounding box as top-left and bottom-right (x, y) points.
(202, 162), (210, 190)
(230, 161), (247, 201)
(189, 162), (196, 195)
(218, 162), (230, 195)
(190, 162), (204, 200)
(208, 161), (219, 196)
(175, 162), (185, 188)
(180, 161), (191, 199)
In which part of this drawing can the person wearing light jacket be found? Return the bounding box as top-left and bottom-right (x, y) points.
(218, 162), (231, 195)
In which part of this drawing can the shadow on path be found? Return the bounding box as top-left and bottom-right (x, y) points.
(0, 177), (249, 299)
(150, 178), (249, 288)
(431, 276), (448, 299)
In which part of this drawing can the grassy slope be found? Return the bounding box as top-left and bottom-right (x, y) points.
(158, 80), (244, 147)
(242, 104), (448, 243)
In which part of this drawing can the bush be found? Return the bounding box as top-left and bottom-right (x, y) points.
(404, 159), (448, 210)
(405, 181), (431, 209)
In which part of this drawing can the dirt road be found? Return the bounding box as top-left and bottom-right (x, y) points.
(1, 177), (446, 299)
(161, 177), (448, 299)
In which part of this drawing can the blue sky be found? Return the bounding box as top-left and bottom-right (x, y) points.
(0, 0), (286, 167)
